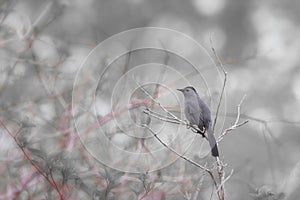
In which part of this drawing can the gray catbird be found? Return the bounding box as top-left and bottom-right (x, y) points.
(178, 86), (219, 157)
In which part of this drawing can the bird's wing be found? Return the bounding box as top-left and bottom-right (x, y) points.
(185, 101), (200, 125)
(197, 95), (211, 128)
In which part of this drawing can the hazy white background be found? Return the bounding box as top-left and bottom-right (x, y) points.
(0, 0), (300, 199)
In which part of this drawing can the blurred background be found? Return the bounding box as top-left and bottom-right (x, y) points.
(0, 0), (300, 199)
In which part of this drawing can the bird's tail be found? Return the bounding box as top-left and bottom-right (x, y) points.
(207, 127), (219, 157)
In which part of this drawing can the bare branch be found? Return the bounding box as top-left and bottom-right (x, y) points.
(143, 109), (180, 125)
(132, 75), (182, 122)
(143, 125), (218, 187)
(217, 169), (234, 193)
(217, 95), (249, 142)
(234, 95), (246, 125)
(210, 35), (227, 133)
(143, 125), (210, 172)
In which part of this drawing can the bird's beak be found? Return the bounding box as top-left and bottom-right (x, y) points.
(177, 88), (184, 92)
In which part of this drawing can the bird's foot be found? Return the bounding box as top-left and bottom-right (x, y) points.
(198, 127), (206, 137)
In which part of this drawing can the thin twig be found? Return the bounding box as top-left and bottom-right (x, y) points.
(234, 95), (246, 125)
(143, 109), (180, 125)
(217, 121), (249, 142)
(217, 95), (248, 142)
(144, 108), (180, 122)
(132, 75), (180, 121)
(210, 35), (227, 134)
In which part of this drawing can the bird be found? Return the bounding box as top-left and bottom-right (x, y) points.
(177, 86), (219, 157)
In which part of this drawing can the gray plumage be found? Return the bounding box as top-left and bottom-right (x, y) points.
(178, 86), (219, 157)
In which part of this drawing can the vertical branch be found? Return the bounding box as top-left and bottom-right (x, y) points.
(209, 35), (227, 200)
(210, 35), (227, 134)
(216, 157), (225, 200)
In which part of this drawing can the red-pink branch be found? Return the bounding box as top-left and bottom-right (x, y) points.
(0, 120), (65, 200)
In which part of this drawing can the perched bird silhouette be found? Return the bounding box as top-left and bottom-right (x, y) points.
(178, 86), (219, 157)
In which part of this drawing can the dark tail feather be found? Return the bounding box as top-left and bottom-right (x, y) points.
(207, 127), (219, 157)
(211, 143), (219, 157)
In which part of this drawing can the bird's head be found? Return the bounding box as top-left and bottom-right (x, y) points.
(177, 86), (197, 98)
